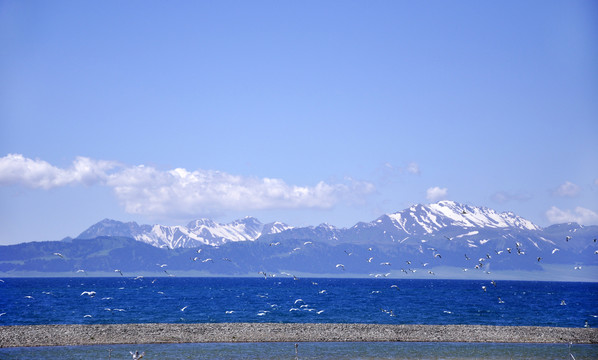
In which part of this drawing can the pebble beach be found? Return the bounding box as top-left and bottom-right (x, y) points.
(1, 323), (596, 348)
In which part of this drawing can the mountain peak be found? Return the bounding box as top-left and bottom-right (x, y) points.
(382, 201), (540, 235)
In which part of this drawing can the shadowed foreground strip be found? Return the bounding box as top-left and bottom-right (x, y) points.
(1, 323), (596, 348)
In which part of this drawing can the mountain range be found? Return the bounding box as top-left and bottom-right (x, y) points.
(1, 201), (597, 280)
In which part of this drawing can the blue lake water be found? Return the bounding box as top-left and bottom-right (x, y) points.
(0, 277), (596, 327)
(1, 277), (597, 359)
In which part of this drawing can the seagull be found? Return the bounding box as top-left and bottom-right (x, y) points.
(506, 248), (512, 254)
(537, 257), (542, 262)
(258, 271), (268, 279)
(180, 306), (188, 311)
(566, 236), (571, 242)
(197, 249), (203, 253)
(368, 247), (373, 251)
(157, 264), (168, 268)
(552, 248), (560, 254)
(491, 280), (497, 287)
(391, 284), (399, 290)
(434, 253), (442, 259)
(344, 250), (353, 256)
(81, 291), (96, 297)
(406, 260), (411, 265)
(269, 241), (280, 246)
(53, 252), (64, 258)
(202, 258), (213, 263)
(114, 269), (123, 276)
(130, 351), (145, 359)
(336, 264), (345, 271)
(464, 254), (470, 260)
(561, 300), (567, 306)
(482, 286), (487, 292)
(498, 297), (505, 304)
(428, 271), (435, 275)
(380, 262), (391, 266)
(303, 241), (313, 245)
(76, 269), (85, 273)
(367, 257), (374, 263)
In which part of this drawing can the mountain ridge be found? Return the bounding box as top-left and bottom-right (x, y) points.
(77, 201), (550, 248)
(2, 201), (596, 279)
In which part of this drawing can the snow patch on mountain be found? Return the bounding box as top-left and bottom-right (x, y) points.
(382, 201), (540, 235)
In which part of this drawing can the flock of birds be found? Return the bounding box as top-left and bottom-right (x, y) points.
(2, 234), (594, 329)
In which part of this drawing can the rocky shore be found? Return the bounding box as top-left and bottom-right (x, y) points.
(1, 323), (597, 348)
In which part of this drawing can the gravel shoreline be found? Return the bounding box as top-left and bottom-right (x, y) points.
(1, 323), (596, 348)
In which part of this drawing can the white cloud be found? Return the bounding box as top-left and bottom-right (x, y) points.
(0, 154), (375, 218)
(546, 206), (598, 225)
(426, 186), (448, 202)
(0, 154), (116, 189)
(553, 181), (581, 197)
(406, 162), (420, 175)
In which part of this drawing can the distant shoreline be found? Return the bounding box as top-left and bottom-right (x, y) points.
(1, 323), (596, 348)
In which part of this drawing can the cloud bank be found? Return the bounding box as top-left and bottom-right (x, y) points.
(0, 154), (375, 218)
(545, 206), (598, 225)
(426, 186), (448, 202)
(553, 181), (581, 197)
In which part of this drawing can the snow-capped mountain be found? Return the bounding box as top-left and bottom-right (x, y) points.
(77, 216), (294, 248)
(5, 201), (596, 277)
(377, 201), (540, 235)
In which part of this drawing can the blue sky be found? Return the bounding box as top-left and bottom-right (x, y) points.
(1, 1), (597, 245)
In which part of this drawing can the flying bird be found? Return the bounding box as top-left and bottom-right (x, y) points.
(53, 252), (64, 258)
(114, 269), (123, 276)
(367, 257), (374, 263)
(336, 264), (345, 271)
(180, 306), (188, 311)
(552, 248), (560, 254)
(81, 291), (96, 297)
